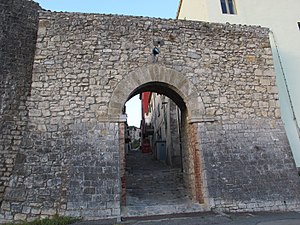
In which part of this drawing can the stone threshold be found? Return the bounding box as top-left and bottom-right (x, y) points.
(121, 202), (208, 218)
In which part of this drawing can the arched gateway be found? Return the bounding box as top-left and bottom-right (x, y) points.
(108, 65), (208, 215)
(1, 0), (300, 222)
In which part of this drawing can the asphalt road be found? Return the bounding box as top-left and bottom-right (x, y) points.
(73, 211), (300, 225)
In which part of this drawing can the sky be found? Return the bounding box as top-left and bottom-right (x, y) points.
(34, 0), (179, 19)
(33, 0), (179, 127)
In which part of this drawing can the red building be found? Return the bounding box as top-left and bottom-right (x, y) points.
(140, 92), (152, 153)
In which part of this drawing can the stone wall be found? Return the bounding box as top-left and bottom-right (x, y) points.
(169, 100), (181, 167)
(0, 0), (40, 211)
(1, 6), (300, 223)
(198, 119), (300, 211)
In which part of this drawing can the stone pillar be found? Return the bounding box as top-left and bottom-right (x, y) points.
(119, 122), (126, 206)
(181, 114), (204, 203)
(189, 123), (204, 203)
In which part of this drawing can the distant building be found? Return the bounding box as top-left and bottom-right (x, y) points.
(177, 0), (300, 167)
(147, 93), (182, 168)
(128, 126), (141, 150)
(128, 126), (140, 142)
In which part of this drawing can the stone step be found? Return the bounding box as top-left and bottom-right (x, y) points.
(125, 196), (191, 206)
(124, 150), (199, 217)
(121, 203), (208, 217)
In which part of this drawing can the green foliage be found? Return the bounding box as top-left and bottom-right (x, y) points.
(3, 215), (80, 225)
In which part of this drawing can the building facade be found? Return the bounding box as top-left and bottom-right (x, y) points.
(147, 93), (182, 167)
(128, 126), (140, 144)
(127, 126), (140, 150)
(177, 0), (300, 167)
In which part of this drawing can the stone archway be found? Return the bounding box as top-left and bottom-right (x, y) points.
(108, 65), (205, 121)
(2, 5), (300, 222)
(109, 65), (207, 216)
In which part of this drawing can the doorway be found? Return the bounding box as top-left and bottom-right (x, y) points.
(120, 83), (204, 217)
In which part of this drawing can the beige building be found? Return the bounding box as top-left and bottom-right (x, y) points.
(148, 93), (182, 168)
(177, 0), (300, 167)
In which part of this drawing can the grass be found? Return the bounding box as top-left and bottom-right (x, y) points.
(3, 215), (80, 225)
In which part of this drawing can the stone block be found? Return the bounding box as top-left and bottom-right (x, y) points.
(1, 201), (10, 211)
(31, 208), (41, 215)
(4, 188), (26, 201)
(22, 206), (31, 214)
(14, 213), (27, 221)
(64, 211), (81, 217)
(41, 208), (57, 215)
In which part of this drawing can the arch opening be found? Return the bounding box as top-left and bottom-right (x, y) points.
(120, 81), (204, 216)
(126, 81), (187, 113)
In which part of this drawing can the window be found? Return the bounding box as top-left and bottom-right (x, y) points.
(220, 0), (236, 14)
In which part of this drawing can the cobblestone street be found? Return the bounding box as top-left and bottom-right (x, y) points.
(122, 150), (204, 217)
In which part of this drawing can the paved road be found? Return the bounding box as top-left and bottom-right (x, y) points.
(73, 211), (300, 225)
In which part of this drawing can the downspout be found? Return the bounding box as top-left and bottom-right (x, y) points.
(269, 30), (300, 138)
